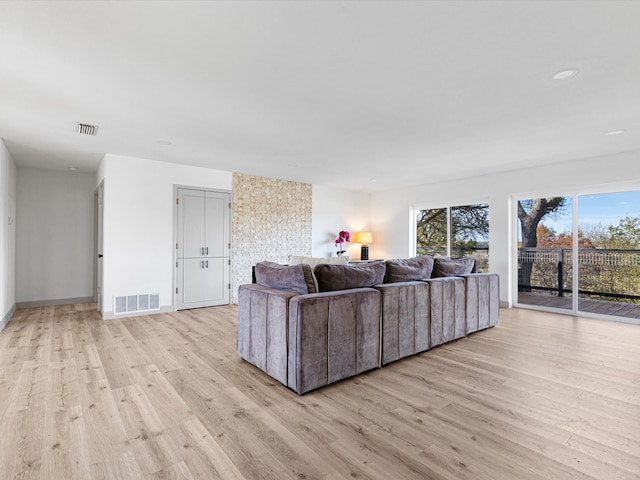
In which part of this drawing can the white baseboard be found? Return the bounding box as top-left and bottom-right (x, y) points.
(16, 297), (95, 309)
(0, 304), (16, 331)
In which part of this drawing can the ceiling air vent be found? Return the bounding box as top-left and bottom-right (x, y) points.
(76, 122), (99, 136)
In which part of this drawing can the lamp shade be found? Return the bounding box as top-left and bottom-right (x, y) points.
(354, 231), (373, 244)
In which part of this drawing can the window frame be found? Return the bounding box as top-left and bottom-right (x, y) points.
(412, 200), (490, 268)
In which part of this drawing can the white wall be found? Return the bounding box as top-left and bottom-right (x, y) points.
(371, 149), (640, 307)
(16, 167), (96, 305)
(97, 159), (371, 317)
(312, 185), (372, 259)
(93, 148), (640, 317)
(97, 154), (232, 318)
(0, 140), (17, 329)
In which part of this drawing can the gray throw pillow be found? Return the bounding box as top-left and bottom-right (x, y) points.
(384, 255), (434, 283)
(432, 257), (477, 277)
(314, 262), (386, 292)
(254, 261), (318, 294)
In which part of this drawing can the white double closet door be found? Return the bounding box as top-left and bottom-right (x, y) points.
(176, 188), (230, 310)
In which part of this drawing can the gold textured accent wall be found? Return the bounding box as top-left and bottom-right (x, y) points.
(231, 173), (312, 302)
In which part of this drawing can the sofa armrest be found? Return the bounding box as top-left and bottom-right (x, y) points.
(237, 283), (298, 386)
(287, 288), (381, 394)
(374, 282), (430, 365)
(459, 273), (499, 332)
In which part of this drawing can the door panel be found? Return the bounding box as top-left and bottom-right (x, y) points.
(205, 192), (229, 257)
(577, 191), (640, 319)
(178, 189), (206, 259)
(179, 258), (228, 307)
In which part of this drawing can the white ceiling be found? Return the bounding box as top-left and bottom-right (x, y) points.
(1, 1), (639, 192)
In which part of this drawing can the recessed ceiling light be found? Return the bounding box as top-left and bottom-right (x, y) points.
(552, 68), (579, 80)
(69, 167), (78, 172)
(605, 129), (626, 136)
(155, 140), (172, 145)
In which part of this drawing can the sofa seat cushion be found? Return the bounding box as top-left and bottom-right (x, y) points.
(432, 256), (476, 277)
(254, 261), (318, 294)
(384, 255), (434, 283)
(314, 262), (386, 292)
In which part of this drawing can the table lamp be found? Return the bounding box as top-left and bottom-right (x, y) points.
(354, 231), (373, 260)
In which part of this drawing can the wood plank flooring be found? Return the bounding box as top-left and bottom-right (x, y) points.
(1, 303), (639, 479)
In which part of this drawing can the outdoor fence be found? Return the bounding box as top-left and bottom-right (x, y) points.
(518, 248), (640, 303)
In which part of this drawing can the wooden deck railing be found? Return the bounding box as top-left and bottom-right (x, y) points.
(518, 247), (640, 302)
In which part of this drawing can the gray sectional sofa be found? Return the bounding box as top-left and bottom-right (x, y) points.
(237, 255), (499, 394)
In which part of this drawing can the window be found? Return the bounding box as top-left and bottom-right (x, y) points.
(416, 203), (489, 272)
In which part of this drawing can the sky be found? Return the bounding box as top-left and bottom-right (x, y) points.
(537, 190), (640, 234)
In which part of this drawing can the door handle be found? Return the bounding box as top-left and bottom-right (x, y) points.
(205, 260), (209, 268)
(205, 247), (209, 255)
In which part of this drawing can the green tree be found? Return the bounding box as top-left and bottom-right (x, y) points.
(517, 197), (566, 290)
(451, 205), (489, 245)
(608, 216), (640, 249)
(518, 198), (566, 248)
(416, 208), (447, 256)
(552, 217), (640, 303)
(416, 205), (489, 257)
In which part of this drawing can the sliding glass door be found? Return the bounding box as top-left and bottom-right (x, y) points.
(517, 196), (573, 310)
(576, 192), (640, 317)
(516, 190), (640, 320)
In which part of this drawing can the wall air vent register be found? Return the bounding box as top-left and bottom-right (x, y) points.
(113, 294), (160, 315)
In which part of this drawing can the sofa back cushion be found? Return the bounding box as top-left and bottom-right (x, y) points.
(383, 255), (434, 283)
(289, 255), (349, 269)
(432, 256), (477, 277)
(254, 261), (318, 294)
(314, 262), (386, 292)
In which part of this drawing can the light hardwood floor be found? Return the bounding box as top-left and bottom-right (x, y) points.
(1, 304), (639, 479)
